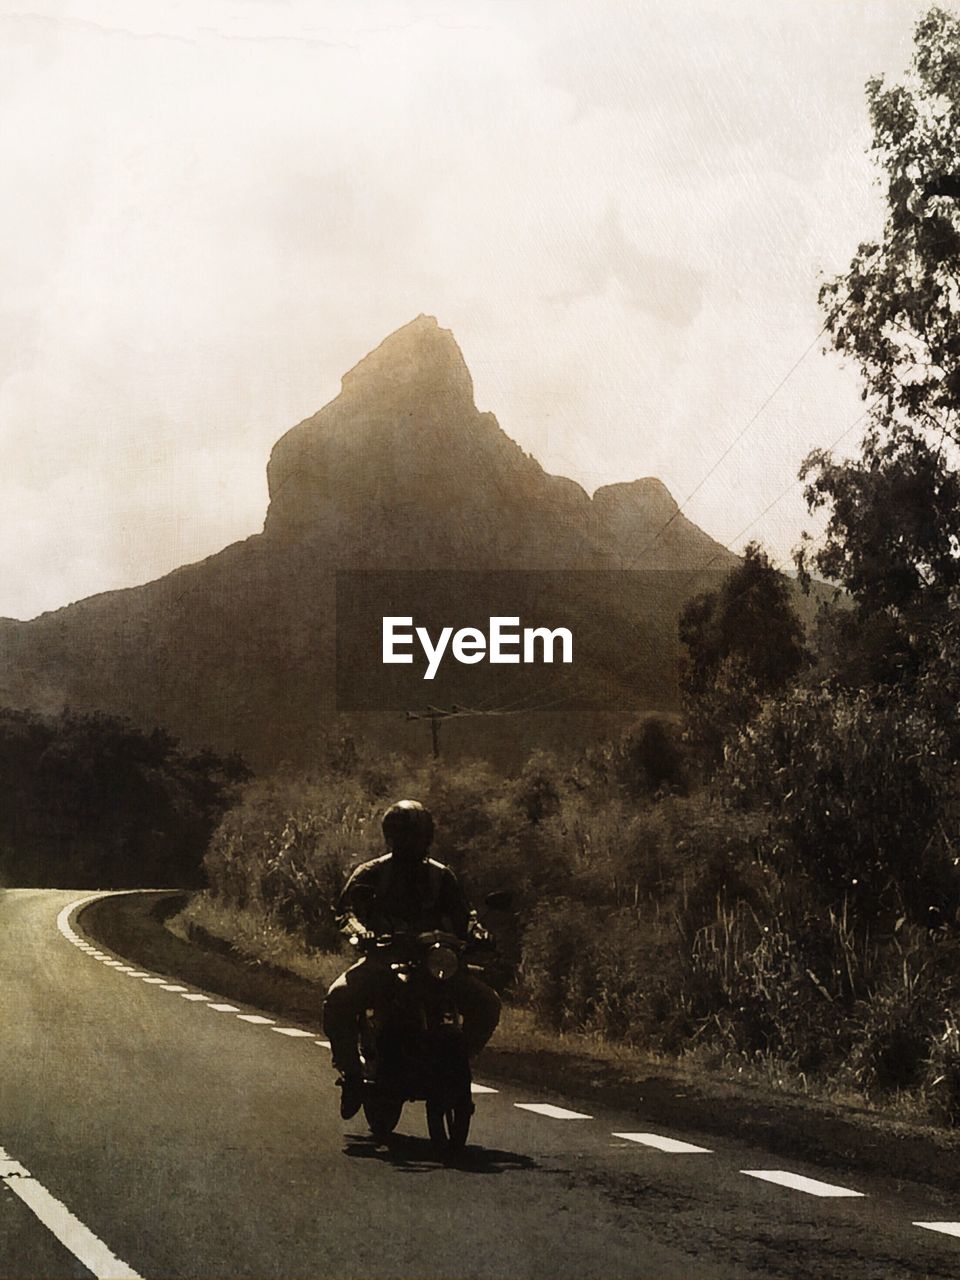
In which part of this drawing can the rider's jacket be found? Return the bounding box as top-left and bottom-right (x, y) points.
(335, 854), (484, 941)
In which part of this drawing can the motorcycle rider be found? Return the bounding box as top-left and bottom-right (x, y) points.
(323, 799), (502, 1119)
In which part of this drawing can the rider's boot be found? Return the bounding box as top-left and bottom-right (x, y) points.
(323, 1008), (365, 1120)
(336, 1071), (363, 1120)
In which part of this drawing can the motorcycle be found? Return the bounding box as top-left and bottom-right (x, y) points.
(352, 928), (492, 1154)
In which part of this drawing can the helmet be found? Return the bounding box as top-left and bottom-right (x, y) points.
(381, 799), (434, 851)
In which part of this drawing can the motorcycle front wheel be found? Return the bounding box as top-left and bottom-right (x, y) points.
(426, 1090), (473, 1155)
(363, 1096), (402, 1141)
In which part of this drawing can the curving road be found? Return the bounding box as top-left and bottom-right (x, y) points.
(3, 888), (960, 1279)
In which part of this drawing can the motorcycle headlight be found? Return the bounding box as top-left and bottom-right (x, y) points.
(425, 945), (459, 981)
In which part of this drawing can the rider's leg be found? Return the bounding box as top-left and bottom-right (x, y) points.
(322, 958), (381, 1077)
(456, 974), (502, 1058)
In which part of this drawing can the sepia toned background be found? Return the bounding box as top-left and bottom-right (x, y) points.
(7, 9), (960, 1278)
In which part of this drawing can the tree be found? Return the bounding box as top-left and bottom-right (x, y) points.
(0, 707), (249, 888)
(800, 8), (960, 623)
(679, 543), (807, 764)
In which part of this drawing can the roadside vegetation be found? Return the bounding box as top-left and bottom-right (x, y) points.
(187, 604), (960, 1129)
(0, 707), (248, 887)
(184, 9), (960, 1130)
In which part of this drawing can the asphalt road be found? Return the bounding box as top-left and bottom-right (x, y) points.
(4, 888), (960, 1280)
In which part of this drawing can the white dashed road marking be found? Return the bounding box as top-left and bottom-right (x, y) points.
(180, 993), (210, 1002)
(141, 977), (167, 985)
(515, 1103), (592, 1120)
(741, 1170), (865, 1198)
(471, 1083), (498, 1094)
(160, 984), (188, 992)
(0, 1146), (142, 1280)
(315, 1039), (331, 1048)
(614, 1132), (711, 1153)
(236, 1015), (275, 1025)
(915, 1223), (960, 1239)
(208, 1003), (240, 1013)
(271, 1027), (315, 1038)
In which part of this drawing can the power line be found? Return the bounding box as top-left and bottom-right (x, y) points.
(620, 249), (889, 575)
(674, 394), (881, 596)
(406, 694), (578, 756)
(623, 320), (830, 570)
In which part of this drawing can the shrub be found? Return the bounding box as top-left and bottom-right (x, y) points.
(614, 716), (687, 798)
(725, 685), (960, 929)
(925, 1013), (960, 1126)
(518, 898), (687, 1047)
(204, 772), (377, 949)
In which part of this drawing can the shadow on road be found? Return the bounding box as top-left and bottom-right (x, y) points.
(343, 1131), (538, 1175)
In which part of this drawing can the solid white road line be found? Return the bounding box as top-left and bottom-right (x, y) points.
(514, 1103), (592, 1120)
(236, 1014), (275, 1025)
(55, 894), (116, 944)
(0, 1147), (142, 1280)
(471, 1083), (498, 1094)
(613, 1132), (711, 1153)
(271, 1027), (315, 1038)
(741, 1170), (865, 1198)
(915, 1222), (960, 1239)
(208, 1003), (240, 1013)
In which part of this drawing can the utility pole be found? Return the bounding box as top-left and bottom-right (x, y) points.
(406, 706), (455, 758)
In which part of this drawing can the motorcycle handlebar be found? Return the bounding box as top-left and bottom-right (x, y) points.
(352, 929), (492, 954)
(378, 929), (462, 948)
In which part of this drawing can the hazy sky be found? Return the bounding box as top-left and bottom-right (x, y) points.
(0, 0), (939, 619)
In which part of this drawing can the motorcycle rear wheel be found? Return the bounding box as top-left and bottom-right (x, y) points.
(363, 1096), (403, 1141)
(426, 1091), (473, 1155)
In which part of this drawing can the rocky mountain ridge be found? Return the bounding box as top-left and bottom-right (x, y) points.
(0, 316), (736, 767)
(263, 315), (730, 570)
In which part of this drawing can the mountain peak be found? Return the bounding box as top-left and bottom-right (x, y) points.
(264, 315), (484, 540)
(339, 314), (474, 410)
(263, 318), (733, 573)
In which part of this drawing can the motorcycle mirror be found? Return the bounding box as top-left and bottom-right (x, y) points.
(483, 890), (513, 911)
